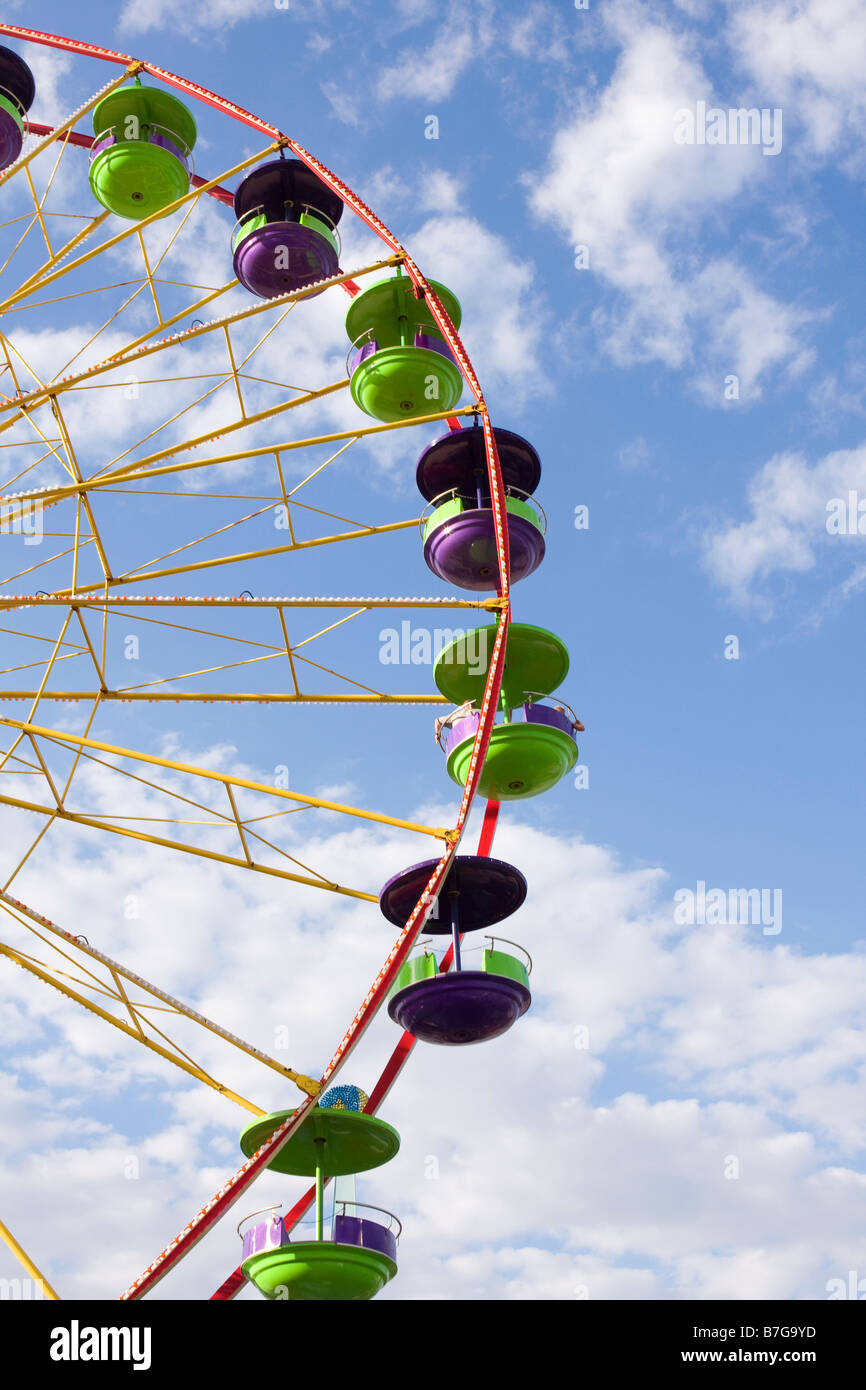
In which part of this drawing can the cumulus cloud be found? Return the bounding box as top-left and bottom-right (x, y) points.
(21, 43), (77, 129)
(729, 0), (866, 168)
(0, 789), (863, 1300)
(118, 0), (272, 40)
(417, 170), (464, 215)
(701, 442), (866, 607)
(528, 2), (816, 400)
(408, 212), (549, 405)
(376, 1), (495, 104)
(506, 3), (575, 64)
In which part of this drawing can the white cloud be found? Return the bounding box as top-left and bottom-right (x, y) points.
(320, 80), (364, 129)
(809, 360), (866, 431)
(417, 170), (464, 215)
(395, 0), (438, 23)
(729, 0), (866, 166)
(701, 442), (866, 607)
(349, 164), (412, 221)
(528, 3), (816, 400)
(672, 0), (713, 15)
(408, 212), (550, 406)
(22, 43), (76, 129)
(376, 2), (495, 104)
(118, 0), (268, 39)
(0, 793), (864, 1299)
(618, 434), (652, 471)
(507, 4), (573, 64)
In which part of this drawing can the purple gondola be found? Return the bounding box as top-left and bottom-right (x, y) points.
(232, 157), (344, 299)
(0, 45), (35, 171)
(380, 855), (531, 1045)
(416, 425), (546, 590)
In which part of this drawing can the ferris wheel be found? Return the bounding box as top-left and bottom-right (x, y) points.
(0, 25), (581, 1302)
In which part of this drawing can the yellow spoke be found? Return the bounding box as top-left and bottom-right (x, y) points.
(0, 719), (451, 841)
(0, 938), (264, 1116)
(0, 537), (95, 587)
(0, 210), (40, 279)
(0, 595), (500, 612)
(0, 1216), (60, 1300)
(52, 276), (154, 381)
(2, 404), (480, 508)
(0, 255), (394, 435)
(94, 375), (351, 489)
(277, 606), (301, 697)
(12, 211), (112, 300)
(290, 649), (388, 698)
(73, 608), (108, 691)
(99, 606), (285, 652)
(125, 499), (280, 577)
(0, 690), (447, 704)
(136, 228), (163, 325)
(24, 167), (52, 257)
(0, 888), (321, 1097)
(0, 652), (85, 678)
(46, 514), (419, 598)
(0, 787), (397, 893)
(115, 650), (280, 694)
(292, 607), (368, 652)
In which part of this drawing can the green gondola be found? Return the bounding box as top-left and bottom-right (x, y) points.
(89, 80), (197, 220)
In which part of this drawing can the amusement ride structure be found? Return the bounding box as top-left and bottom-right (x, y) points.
(0, 26), (581, 1300)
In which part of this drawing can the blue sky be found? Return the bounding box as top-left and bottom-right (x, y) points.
(0, 0), (864, 1302)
